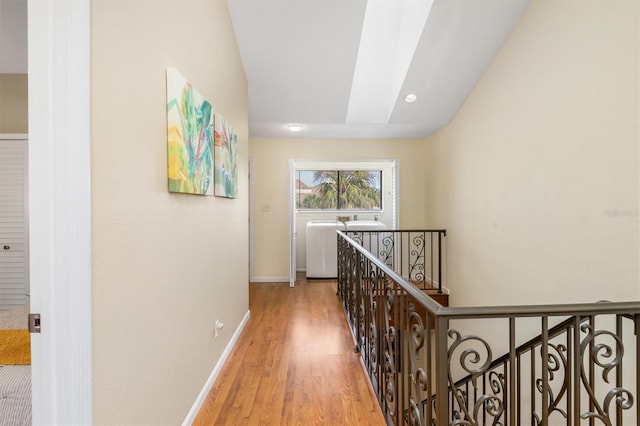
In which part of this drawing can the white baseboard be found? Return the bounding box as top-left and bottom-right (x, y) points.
(250, 276), (289, 283)
(182, 310), (251, 425)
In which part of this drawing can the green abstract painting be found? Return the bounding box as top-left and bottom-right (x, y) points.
(166, 68), (214, 195)
(214, 114), (238, 198)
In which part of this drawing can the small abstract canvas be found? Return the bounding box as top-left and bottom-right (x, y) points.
(166, 68), (214, 195)
(214, 114), (239, 198)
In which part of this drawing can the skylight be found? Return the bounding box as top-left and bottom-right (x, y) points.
(346, 0), (434, 124)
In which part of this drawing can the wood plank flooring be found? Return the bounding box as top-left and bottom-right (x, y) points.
(193, 277), (386, 425)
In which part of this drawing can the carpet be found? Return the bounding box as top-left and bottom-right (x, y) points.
(0, 330), (30, 365)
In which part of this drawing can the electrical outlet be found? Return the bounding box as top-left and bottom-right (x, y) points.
(214, 320), (224, 339)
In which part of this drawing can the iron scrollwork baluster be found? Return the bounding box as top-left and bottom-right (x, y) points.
(348, 247), (358, 330)
(358, 263), (370, 353)
(533, 343), (570, 425)
(368, 273), (379, 377)
(379, 232), (395, 269)
(579, 323), (634, 425)
(407, 303), (428, 426)
(383, 279), (397, 420)
(409, 233), (425, 284)
(448, 329), (504, 426)
(533, 342), (569, 425)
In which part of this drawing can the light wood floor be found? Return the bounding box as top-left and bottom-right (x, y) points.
(193, 276), (386, 425)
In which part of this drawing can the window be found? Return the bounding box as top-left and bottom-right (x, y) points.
(296, 170), (382, 210)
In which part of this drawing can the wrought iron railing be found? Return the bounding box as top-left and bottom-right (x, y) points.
(345, 230), (446, 293)
(337, 230), (640, 426)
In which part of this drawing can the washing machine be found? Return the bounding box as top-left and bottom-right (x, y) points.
(306, 220), (345, 278)
(344, 220), (387, 231)
(345, 220), (388, 261)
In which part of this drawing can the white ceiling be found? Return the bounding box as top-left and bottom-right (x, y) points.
(0, 0), (27, 74)
(0, 0), (531, 140)
(227, 0), (531, 139)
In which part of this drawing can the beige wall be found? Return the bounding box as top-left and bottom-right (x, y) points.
(91, 1), (248, 424)
(0, 74), (28, 133)
(250, 138), (426, 279)
(426, 0), (639, 307)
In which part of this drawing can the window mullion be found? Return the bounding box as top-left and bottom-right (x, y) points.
(337, 171), (341, 210)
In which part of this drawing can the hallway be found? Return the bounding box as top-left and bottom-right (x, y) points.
(193, 278), (386, 425)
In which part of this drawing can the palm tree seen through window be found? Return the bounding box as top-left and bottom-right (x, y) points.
(296, 170), (382, 210)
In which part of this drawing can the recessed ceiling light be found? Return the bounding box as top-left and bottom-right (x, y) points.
(405, 94), (417, 103)
(287, 124), (302, 132)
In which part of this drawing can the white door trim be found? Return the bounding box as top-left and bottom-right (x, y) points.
(248, 158), (255, 282)
(28, 0), (93, 424)
(288, 160), (296, 287)
(393, 159), (400, 228)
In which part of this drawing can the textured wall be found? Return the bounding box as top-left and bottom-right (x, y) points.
(91, 0), (248, 423)
(426, 0), (639, 306)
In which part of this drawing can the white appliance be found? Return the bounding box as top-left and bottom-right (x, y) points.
(344, 220), (387, 231)
(344, 220), (388, 263)
(306, 221), (345, 278)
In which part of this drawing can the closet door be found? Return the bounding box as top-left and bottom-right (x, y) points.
(0, 136), (28, 310)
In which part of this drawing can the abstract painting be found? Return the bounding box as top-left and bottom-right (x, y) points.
(166, 68), (214, 195)
(214, 114), (239, 198)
